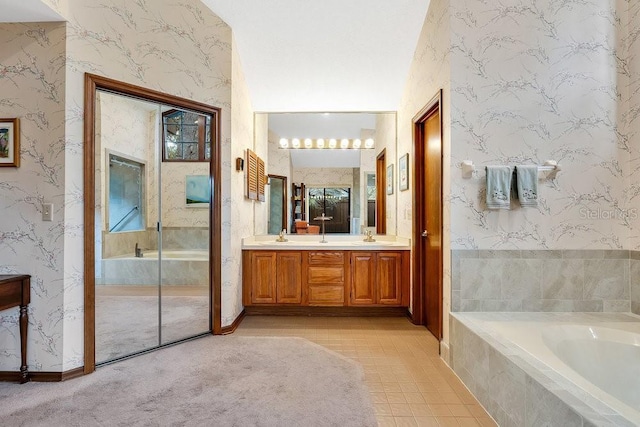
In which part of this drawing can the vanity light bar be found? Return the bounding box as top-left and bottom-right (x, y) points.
(278, 138), (375, 149)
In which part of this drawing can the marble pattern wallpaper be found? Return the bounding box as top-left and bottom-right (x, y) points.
(1, 0), (235, 372)
(0, 23), (67, 373)
(292, 168), (355, 188)
(448, 0), (633, 251)
(225, 36), (258, 326)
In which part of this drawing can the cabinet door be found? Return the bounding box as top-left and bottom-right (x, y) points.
(350, 252), (375, 305)
(251, 252), (277, 304)
(276, 252), (302, 304)
(377, 252), (402, 305)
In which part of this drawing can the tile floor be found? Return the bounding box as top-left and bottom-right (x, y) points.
(235, 316), (497, 427)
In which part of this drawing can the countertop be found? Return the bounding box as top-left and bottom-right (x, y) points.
(242, 235), (411, 250)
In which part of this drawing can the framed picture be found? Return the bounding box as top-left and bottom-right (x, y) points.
(185, 175), (210, 208)
(0, 118), (20, 167)
(386, 164), (394, 195)
(399, 153), (409, 191)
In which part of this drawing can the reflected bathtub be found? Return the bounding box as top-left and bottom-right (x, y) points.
(451, 313), (640, 426)
(100, 249), (209, 286)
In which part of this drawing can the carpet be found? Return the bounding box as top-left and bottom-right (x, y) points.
(96, 295), (210, 362)
(0, 336), (377, 426)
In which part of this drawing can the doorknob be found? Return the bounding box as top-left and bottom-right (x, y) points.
(421, 230), (428, 237)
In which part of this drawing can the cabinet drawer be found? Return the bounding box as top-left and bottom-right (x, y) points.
(308, 266), (344, 284)
(308, 252), (344, 265)
(308, 285), (344, 305)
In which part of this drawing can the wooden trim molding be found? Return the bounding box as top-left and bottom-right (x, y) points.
(83, 73), (223, 369)
(245, 306), (410, 317)
(0, 367), (84, 383)
(220, 309), (246, 335)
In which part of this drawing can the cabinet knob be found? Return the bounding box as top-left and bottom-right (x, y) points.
(421, 230), (428, 237)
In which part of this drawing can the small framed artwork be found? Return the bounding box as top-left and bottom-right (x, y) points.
(185, 175), (210, 208)
(386, 164), (394, 195)
(399, 153), (409, 191)
(0, 118), (20, 167)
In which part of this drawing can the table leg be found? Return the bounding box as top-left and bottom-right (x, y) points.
(19, 304), (29, 383)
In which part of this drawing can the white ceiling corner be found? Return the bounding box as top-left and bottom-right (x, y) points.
(201, 0), (430, 112)
(0, 0), (64, 22)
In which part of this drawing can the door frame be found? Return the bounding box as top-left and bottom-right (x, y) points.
(83, 73), (222, 374)
(375, 149), (387, 234)
(411, 89), (443, 338)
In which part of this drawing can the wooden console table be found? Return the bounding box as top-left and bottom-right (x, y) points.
(0, 275), (30, 383)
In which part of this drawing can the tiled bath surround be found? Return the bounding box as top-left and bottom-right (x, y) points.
(102, 227), (209, 258)
(449, 313), (639, 427)
(452, 250), (640, 314)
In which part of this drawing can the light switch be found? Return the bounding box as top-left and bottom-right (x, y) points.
(42, 203), (53, 221)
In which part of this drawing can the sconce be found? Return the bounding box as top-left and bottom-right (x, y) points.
(236, 157), (244, 171)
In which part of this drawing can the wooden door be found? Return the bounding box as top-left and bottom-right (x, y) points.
(276, 252), (302, 304)
(350, 252), (375, 305)
(251, 252), (277, 304)
(413, 91), (443, 340)
(375, 150), (386, 234)
(377, 252), (402, 305)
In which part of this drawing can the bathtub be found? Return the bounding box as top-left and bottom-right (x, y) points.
(100, 249), (209, 286)
(450, 312), (640, 426)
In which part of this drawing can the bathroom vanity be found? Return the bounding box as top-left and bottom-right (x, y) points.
(241, 236), (410, 313)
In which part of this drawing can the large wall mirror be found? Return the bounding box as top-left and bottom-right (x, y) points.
(257, 112), (396, 236)
(84, 74), (221, 373)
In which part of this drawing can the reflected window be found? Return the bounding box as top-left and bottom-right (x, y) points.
(163, 110), (211, 161)
(108, 153), (145, 232)
(308, 187), (351, 233)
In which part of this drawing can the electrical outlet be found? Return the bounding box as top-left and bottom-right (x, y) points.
(42, 203), (53, 221)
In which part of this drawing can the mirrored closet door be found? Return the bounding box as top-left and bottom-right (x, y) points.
(93, 89), (212, 365)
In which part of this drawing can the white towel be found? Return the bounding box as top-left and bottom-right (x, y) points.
(485, 166), (512, 210)
(515, 165), (538, 207)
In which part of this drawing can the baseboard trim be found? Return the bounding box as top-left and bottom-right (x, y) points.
(0, 366), (85, 383)
(220, 309), (246, 334)
(245, 306), (410, 317)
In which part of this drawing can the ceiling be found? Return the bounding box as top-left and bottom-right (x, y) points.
(202, 0), (430, 112)
(0, 0), (63, 22)
(3, 0), (430, 112)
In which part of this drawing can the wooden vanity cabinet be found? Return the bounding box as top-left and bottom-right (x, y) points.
(306, 251), (346, 306)
(243, 249), (408, 308)
(350, 252), (405, 306)
(245, 251), (302, 304)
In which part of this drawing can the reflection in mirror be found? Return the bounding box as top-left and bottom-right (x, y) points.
(365, 172), (376, 227)
(94, 89), (212, 364)
(268, 175), (287, 234)
(260, 112), (396, 235)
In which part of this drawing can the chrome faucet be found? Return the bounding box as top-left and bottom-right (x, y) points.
(363, 230), (376, 242)
(276, 229), (288, 242)
(135, 242), (143, 257)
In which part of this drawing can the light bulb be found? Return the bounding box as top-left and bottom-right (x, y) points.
(279, 138), (289, 148)
(292, 138), (300, 148)
(304, 138), (313, 148)
(317, 138), (325, 148)
(340, 138), (349, 149)
(364, 138), (374, 148)
(329, 139), (337, 148)
(353, 139), (362, 149)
